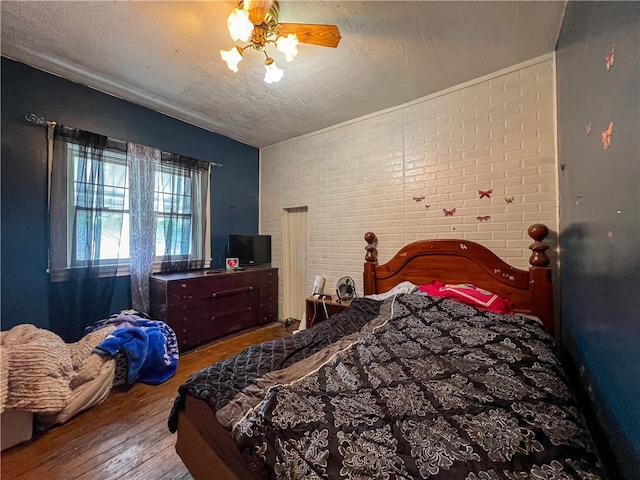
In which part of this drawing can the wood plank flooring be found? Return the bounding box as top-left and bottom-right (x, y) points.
(1, 320), (299, 480)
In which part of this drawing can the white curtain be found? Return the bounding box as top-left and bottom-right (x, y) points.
(128, 143), (159, 313)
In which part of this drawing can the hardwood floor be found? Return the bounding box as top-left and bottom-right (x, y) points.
(1, 320), (299, 480)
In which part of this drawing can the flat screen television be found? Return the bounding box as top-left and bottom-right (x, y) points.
(228, 234), (272, 267)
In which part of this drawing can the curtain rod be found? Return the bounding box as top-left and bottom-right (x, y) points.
(24, 113), (223, 168)
(25, 113), (57, 126)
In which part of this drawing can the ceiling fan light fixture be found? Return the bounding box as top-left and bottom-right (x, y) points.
(227, 7), (254, 42)
(263, 57), (283, 83)
(220, 46), (244, 72)
(220, 0), (340, 83)
(275, 33), (299, 62)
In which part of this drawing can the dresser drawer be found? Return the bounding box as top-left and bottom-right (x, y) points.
(176, 329), (202, 351)
(249, 269), (277, 289)
(258, 303), (278, 325)
(165, 279), (206, 304)
(198, 307), (259, 343)
(166, 301), (204, 321)
(259, 285), (277, 306)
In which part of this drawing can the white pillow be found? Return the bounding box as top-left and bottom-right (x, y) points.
(365, 281), (418, 300)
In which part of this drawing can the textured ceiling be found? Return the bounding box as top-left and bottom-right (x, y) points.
(1, 1), (566, 148)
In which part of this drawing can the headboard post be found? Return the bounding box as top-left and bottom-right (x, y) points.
(527, 223), (550, 267)
(363, 232), (378, 295)
(527, 224), (554, 332)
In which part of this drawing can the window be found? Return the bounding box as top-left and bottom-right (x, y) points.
(67, 145), (198, 265)
(154, 164), (194, 260)
(68, 144), (130, 264)
(50, 131), (210, 279)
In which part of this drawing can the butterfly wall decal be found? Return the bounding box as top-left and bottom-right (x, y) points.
(602, 122), (614, 150)
(443, 208), (456, 217)
(412, 196), (426, 202)
(477, 216), (491, 222)
(478, 189), (493, 199)
(605, 45), (615, 72)
(505, 197), (514, 204)
(424, 204), (431, 210)
(586, 121), (592, 136)
(607, 230), (614, 239)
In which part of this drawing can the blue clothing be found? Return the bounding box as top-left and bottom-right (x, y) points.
(89, 312), (179, 384)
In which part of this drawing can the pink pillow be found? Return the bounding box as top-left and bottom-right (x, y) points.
(419, 281), (513, 314)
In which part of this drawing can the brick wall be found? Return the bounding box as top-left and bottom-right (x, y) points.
(261, 55), (558, 311)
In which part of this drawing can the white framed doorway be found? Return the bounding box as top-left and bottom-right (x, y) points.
(282, 207), (308, 326)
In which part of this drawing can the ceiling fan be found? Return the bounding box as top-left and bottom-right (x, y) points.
(220, 0), (341, 83)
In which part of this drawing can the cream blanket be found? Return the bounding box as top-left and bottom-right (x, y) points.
(0, 324), (116, 419)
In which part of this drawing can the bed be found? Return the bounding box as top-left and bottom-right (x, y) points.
(168, 224), (604, 479)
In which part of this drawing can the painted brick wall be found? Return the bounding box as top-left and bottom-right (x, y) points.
(261, 55), (558, 311)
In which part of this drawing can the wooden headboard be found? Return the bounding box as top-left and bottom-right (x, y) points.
(363, 224), (554, 332)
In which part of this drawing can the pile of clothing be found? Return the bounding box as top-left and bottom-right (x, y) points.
(0, 311), (178, 429)
(88, 311), (179, 385)
(1, 323), (117, 427)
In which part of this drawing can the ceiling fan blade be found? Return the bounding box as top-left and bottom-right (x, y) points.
(245, 0), (273, 25)
(278, 23), (341, 48)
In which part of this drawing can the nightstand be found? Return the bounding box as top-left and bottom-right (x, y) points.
(305, 296), (352, 327)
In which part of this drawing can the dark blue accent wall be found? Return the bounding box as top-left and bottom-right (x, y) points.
(556, 3), (640, 477)
(1, 57), (259, 340)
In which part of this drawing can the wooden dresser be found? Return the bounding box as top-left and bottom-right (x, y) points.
(149, 267), (278, 351)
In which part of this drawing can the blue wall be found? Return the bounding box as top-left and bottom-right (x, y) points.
(556, 3), (640, 478)
(1, 57), (260, 340)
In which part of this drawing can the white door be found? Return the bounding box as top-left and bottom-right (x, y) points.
(283, 207), (308, 326)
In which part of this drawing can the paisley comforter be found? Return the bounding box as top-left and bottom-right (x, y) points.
(171, 294), (604, 479)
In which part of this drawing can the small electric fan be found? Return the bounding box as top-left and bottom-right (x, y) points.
(335, 276), (356, 303)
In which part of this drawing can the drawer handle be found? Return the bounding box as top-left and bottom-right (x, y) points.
(181, 283), (187, 288)
(210, 286), (253, 298)
(211, 316), (215, 320)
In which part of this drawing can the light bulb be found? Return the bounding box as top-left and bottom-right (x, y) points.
(227, 8), (253, 42)
(264, 58), (284, 83)
(220, 47), (243, 72)
(276, 34), (299, 62)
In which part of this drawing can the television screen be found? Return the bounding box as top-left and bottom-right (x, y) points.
(228, 234), (272, 267)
